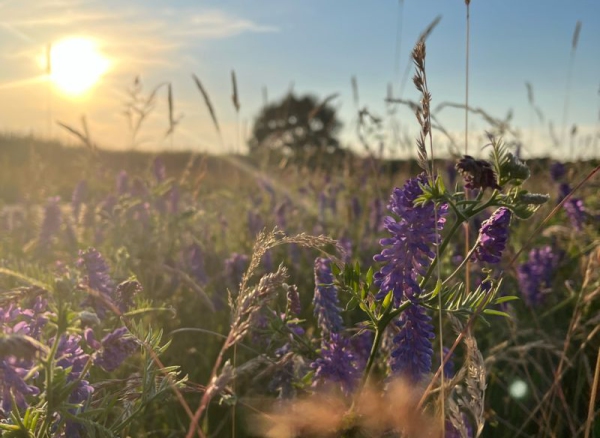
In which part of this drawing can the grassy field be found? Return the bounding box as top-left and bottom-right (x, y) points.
(0, 127), (598, 437)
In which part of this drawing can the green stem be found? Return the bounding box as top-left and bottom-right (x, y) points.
(359, 327), (384, 389)
(442, 243), (479, 286)
(358, 300), (412, 390)
(419, 219), (463, 289)
(419, 190), (496, 290)
(37, 324), (63, 437)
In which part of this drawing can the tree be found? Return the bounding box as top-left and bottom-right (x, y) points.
(248, 93), (346, 165)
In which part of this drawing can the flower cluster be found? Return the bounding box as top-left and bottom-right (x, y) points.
(517, 246), (560, 306)
(558, 183), (586, 231)
(373, 173), (448, 303)
(473, 207), (511, 264)
(78, 248), (116, 317)
(93, 327), (139, 372)
(313, 257), (343, 336)
(0, 255), (140, 431)
(390, 302), (435, 383)
(311, 333), (359, 395)
(0, 299), (49, 416)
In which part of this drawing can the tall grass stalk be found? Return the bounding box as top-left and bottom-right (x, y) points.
(562, 21), (582, 157)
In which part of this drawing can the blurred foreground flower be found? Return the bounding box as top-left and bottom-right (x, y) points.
(249, 378), (441, 438)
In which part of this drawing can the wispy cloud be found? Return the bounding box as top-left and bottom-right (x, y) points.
(0, 1), (279, 71)
(180, 10), (279, 38)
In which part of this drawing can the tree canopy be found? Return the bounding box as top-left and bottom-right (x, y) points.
(248, 93), (346, 165)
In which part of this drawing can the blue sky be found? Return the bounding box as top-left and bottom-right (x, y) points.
(0, 0), (598, 158)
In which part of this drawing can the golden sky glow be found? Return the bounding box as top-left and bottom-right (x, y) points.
(48, 38), (110, 96)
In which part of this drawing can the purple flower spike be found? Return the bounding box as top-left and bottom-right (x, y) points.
(39, 196), (61, 248)
(373, 174), (448, 304)
(55, 335), (93, 404)
(78, 248), (115, 317)
(550, 162), (566, 182)
(313, 257), (343, 336)
(95, 327), (138, 372)
(224, 253), (249, 290)
(390, 302), (434, 383)
(116, 170), (129, 194)
(188, 244), (208, 286)
(311, 333), (359, 395)
(517, 246), (560, 306)
(474, 208), (511, 264)
(0, 358), (40, 414)
(559, 183), (586, 230)
(71, 180), (87, 221)
(153, 156), (166, 182)
(368, 198), (385, 233)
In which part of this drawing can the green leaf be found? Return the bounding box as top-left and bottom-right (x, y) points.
(361, 285), (368, 300)
(366, 267), (374, 287)
(483, 309), (512, 318)
(430, 279), (443, 299)
(493, 295), (520, 304)
(382, 290), (394, 310)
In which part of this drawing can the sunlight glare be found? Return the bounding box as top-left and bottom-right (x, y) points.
(48, 38), (110, 96)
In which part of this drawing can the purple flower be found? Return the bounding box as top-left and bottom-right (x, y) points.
(559, 183), (586, 230)
(275, 201), (288, 230)
(311, 333), (359, 395)
(116, 170), (129, 194)
(95, 327), (138, 372)
(39, 196), (61, 248)
(368, 198), (385, 233)
(84, 328), (101, 350)
(247, 210), (264, 237)
(55, 335), (93, 404)
(78, 248), (115, 317)
(313, 257), (343, 335)
(338, 235), (353, 264)
(373, 174), (448, 304)
(71, 180), (87, 221)
(351, 196), (362, 221)
(224, 253), (249, 291)
(187, 244), (208, 286)
(318, 191), (328, 223)
(517, 246), (560, 306)
(0, 358), (40, 414)
(390, 302), (434, 383)
(351, 328), (374, 371)
(550, 162), (566, 182)
(473, 208), (511, 264)
(153, 156), (166, 182)
(168, 185), (179, 214)
(269, 359), (295, 399)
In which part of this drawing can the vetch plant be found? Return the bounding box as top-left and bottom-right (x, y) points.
(0, 250), (184, 438)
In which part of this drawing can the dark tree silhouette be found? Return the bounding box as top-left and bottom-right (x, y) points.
(248, 93), (346, 165)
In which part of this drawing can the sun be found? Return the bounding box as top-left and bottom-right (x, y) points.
(47, 37), (110, 96)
